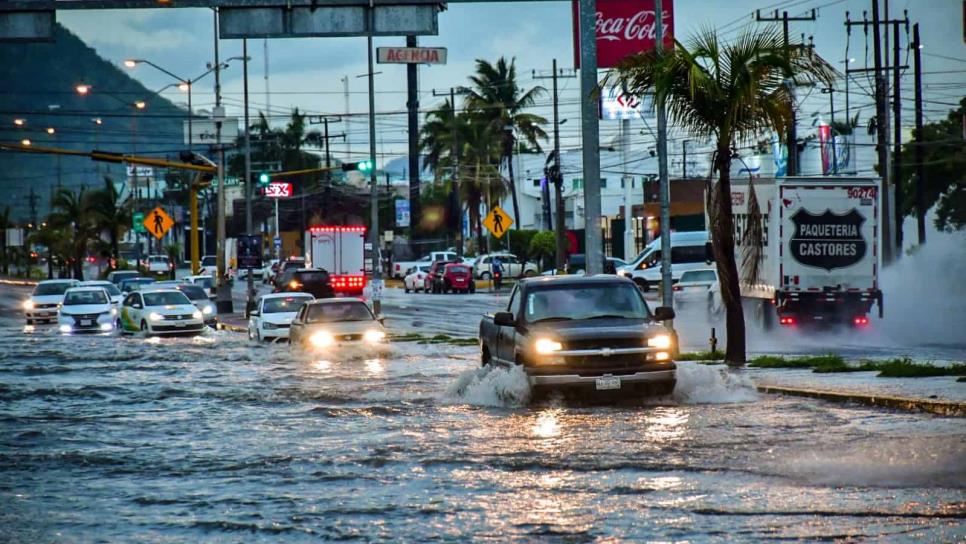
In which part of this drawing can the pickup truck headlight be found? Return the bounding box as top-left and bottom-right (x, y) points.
(647, 334), (672, 349)
(192, 310), (203, 320)
(363, 329), (386, 343)
(202, 305), (214, 315)
(534, 338), (562, 354)
(23, 300), (34, 310)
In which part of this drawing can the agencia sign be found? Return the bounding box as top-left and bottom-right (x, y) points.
(184, 118), (240, 145)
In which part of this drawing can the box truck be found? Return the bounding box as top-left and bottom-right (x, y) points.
(719, 177), (883, 327)
(304, 226), (367, 295)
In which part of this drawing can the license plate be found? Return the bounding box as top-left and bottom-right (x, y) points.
(596, 376), (621, 390)
(175, 322), (186, 327)
(81, 319), (92, 326)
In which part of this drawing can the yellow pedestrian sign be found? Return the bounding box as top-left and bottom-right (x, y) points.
(483, 206), (513, 238)
(144, 206), (174, 240)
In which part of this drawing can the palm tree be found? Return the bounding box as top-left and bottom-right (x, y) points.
(49, 187), (95, 280)
(606, 29), (833, 364)
(458, 115), (506, 251)
(461, 57), (548, 227)
(87, 176), (131, 269)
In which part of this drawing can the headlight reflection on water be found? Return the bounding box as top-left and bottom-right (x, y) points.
(364, 358), (384, 374)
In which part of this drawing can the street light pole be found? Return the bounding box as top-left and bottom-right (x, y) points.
(243, 38), (255, 314)
(655, 0), (673, 316)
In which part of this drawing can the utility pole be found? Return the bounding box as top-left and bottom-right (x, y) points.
(533, 60), (575, 273)
(213, 9), (230, 310)
(682, 140), (689, 179)
(406, 35), (421, 238)
(366, 2), (382, 316)
(243, 38), (254, 314)
(892, 15), (907, 257)
(655, 0), (672, 313)
(431, 87), (462, 256)
(308, 115), (345, 218)
(913, 23), (926, 245)
(342, 75), (351, 160)
(845, 3), (909, 264)
(756, 8), (817, 176)
(577, 0), (603, 275)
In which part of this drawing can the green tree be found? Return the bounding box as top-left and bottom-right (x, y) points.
(898, 97), (966, 232)
(461, 57), (548, 228)
(87, 176), (131, 269)
(607, 29), (833, 364)
(49, 187), (97, 279)
(529, 230), (556, 270)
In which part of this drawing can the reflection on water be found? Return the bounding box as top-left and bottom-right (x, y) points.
(0, 320), (962, 542)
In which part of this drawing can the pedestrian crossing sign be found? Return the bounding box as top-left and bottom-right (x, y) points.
(144, 206), (174, 240)
(483, 206), (513, 238)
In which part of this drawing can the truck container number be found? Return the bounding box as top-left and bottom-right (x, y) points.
(847, 187), (876, 199)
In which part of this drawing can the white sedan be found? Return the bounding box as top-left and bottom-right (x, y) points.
(673, 268), (720, 312)
(57, 287), (117, 334)
(79, 280), (124, 306)
(404, 265), (431, 293)
(24, 279), (79, 324)
(118, 288), (205, 336)
(248, 292), (315, 342)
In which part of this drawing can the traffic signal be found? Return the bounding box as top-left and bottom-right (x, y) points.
(258, 172), (270, 186)
(341, 160), (373, 172)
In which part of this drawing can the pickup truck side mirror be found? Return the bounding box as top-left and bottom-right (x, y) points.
(377, 316), (386, 325)
(653, 306), (675, 321)
(494, 311), (515, 327)
(249, 310), (260, 317)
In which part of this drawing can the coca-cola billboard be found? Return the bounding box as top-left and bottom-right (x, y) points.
(573, 0), (674, 68)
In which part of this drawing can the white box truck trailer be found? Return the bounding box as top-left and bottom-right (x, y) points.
(723, 177), (883, 328)
(304, 225), (367, 295)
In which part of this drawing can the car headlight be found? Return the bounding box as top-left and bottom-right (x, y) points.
(100, 322), (113, 331)
(23, 300), (34, 310)
(363, 329), (386, 343)
(647, 334), (672, 349)
(262, 322), (278, 330)
(59, 324), (72, 333)
(289, 280), (301, 289)
(149, 312), (164, 321)
(110, 307), (118, 316)
(310, 331), (334, 348)
(192, 310), (203, 320)
(202, 305), (214, 315)
(534, 338), (563, 354)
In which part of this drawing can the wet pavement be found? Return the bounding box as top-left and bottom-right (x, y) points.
(1, 282), (964, 542)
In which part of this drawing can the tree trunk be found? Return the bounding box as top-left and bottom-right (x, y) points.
(110, 225), (120, 269)
(505, 136), (521, 228)
(709, 146), (746, 365)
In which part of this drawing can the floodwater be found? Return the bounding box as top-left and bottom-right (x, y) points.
(1, 322), (964, 542)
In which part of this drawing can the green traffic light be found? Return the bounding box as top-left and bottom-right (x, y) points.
(258, 173), (270, 185)
(358, 160), (372, 172)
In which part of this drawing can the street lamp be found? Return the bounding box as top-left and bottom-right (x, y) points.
(75, 84), (91, 95)
(134, 100), (146, 110)
(13, 118), (25, 127)
(21, 139), (31, 146)
(46, 127), (55, 135)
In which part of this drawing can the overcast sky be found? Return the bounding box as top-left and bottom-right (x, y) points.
(58, 0), (965, 164)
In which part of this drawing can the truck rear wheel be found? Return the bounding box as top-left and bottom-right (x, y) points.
(633, 278), (650, 292)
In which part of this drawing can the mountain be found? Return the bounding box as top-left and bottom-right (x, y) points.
(0, 23), (185, 222)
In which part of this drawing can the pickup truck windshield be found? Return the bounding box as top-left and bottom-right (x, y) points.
(525, 284), (651, 322)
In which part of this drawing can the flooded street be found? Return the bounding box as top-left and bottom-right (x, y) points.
(1, 312), (963, 542)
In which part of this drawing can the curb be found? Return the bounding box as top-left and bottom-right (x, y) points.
(757, 384), (966, 417)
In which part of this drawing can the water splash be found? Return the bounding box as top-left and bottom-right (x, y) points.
(442, 364), (531, 407)
(672, 362), (758, 404)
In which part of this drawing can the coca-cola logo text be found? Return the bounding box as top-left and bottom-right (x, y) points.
(595, 10), (669, 42)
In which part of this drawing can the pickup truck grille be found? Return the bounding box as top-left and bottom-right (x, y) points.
(563, 338), (645, 351)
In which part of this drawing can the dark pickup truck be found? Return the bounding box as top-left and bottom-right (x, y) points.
(478, 275), (677, 396)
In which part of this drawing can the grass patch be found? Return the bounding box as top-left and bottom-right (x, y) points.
(958, 377), (966, 383)
(417, 334), (478, 346)
(748, 354), (966, 378)
(389, 332), (426, 342)
(872, 358), (966, 378)
(676, 350), (725, 362)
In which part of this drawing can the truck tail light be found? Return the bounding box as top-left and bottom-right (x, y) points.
(853, 316), (869, 326)
(330, 275), (367, 292)
(779, 316), (797, 326)
(672, 285), (682, 292)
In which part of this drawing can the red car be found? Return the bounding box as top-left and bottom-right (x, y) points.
(430, 262), (475, 294)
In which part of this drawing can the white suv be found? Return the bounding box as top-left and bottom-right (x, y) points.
(473, 253), (538, 279)
(146, 254), (172, 275)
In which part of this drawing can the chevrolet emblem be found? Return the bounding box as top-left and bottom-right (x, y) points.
(601, 348), (612, 357)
